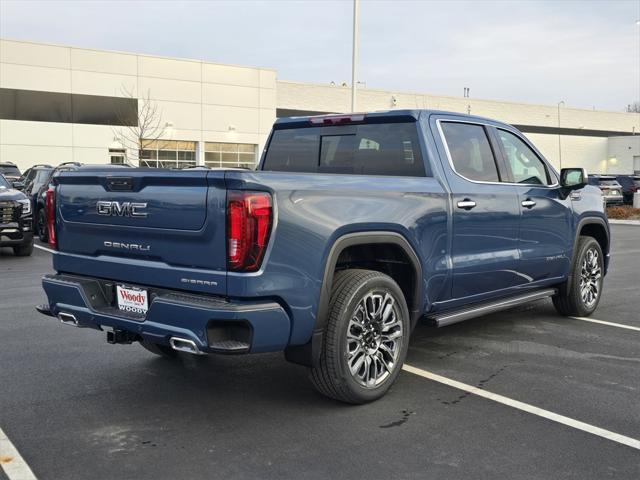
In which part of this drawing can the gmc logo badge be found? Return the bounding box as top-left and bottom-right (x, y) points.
(97, 201), (148, 218)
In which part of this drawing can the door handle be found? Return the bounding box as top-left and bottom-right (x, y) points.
(457, 199), (477, 210)
(521, 199), (536, 209)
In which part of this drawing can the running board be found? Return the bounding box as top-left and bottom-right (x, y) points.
(428, 288), (557, 328)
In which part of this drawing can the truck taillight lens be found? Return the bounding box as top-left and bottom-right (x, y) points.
(227, 190), (272, 272)
(45, 187), (57, 249)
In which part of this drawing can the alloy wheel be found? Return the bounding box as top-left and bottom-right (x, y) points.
(346, 291), (403, 388)
(579, 247), (601, 308)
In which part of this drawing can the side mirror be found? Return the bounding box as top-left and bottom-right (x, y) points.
(560, 168), (587, 190)
(12, 181), (25, 190)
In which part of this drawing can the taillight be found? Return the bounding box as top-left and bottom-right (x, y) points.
(227, 190), (272, 272)
(45, 187), (57, 249)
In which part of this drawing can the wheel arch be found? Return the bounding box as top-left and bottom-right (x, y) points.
(561, 217), (610, 296)
(285, 231), (423, 367)
(577, 218), (609, 259)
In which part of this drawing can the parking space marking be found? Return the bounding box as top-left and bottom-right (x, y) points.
(569, 316), (640, 332)
(33, 244), (54, 254)
(0, 427), (38, 480)
(402, 364), (640, 451)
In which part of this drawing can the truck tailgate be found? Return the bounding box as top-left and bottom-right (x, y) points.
(54, 169), (227, 295)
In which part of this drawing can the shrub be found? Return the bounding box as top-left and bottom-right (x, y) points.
(606, 205), (640, 220)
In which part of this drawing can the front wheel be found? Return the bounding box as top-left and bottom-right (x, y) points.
(13, 240), (34, 257)
(553, 236), (604, 317)
(309, 269), (410, 404)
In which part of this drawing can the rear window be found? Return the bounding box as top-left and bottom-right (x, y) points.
(262, 123), (427, 177)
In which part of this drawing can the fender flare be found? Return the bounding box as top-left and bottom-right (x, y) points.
(285, 231), (423, 367)
(563, 216), (610, 294)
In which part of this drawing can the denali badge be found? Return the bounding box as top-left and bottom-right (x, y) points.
(97, 201), (148, 218)
(104, 241), (151, 252)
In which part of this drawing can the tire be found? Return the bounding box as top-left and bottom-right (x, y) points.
(38, 209), (48, 243)
(309, 269), (410, 404)
(553, 236), (604, 317)
(139, 340), (178, 359)
(13, 241), (34, 257)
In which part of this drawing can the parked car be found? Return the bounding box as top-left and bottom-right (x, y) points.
(614, 175), (640, 205)
(587, 175), (623, 205)
(0, 162), (22, 183)
(34, 162), (82, 241)
(0, 174), (34, 256)
(18, 164), (53, 187)
(37, 110), (609, 404)
(21, 165), (53, 208)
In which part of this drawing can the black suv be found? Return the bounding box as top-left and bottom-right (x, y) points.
(34, 162), (82, 241)
(0, 174), (33, 256)
(20, 164), (53, 207)
(0, 162), (22, 183)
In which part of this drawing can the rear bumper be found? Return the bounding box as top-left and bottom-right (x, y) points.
(40, 273), (291, 354)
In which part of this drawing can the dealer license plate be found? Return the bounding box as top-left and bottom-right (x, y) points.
(116, 285), (149, 314)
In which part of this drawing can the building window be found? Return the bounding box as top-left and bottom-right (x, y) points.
(0, 88), (137, 126)
(205, 142), (257, 169)
(140, 140), (196, 168)
(109, 148), (126, 164)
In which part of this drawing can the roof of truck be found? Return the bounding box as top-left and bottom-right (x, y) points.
(273, 109), (513, 130)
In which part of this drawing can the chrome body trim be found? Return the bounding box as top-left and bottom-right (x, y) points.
(435, 118), (560, 188)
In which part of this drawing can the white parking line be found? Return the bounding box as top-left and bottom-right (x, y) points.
(0, 427), (38, 480)
(33, 244), (54, 254)
(402, 364), (640, 451)
(569, 316), (640, 332)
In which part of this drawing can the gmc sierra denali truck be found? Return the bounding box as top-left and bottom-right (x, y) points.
(37, 110), (609, 403)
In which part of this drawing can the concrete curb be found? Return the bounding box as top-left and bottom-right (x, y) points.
(609, 219), (640, 226)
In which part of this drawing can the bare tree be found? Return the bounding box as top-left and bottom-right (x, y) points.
(626, 102), (640, 113)
(112, 86), (170, 164)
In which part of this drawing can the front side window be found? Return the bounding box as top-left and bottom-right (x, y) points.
(263, 123), (426, 177)
(497, 130), (551, 185)
(441, 122), (500, 182)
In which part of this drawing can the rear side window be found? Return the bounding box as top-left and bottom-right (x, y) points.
(263, 123), (426, 177)
(440, 122), (500, 183)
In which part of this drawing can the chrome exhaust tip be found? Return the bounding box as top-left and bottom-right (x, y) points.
(58, 312), (78, 327)
(169, 337), (203, 355)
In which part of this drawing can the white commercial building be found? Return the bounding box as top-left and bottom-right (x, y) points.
(1, 39), (639, 175)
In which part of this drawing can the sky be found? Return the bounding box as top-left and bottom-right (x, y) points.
(1, 0), (639, 112)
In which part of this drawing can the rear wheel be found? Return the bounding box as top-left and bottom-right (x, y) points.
(309, 269), (410, 404)
(553, 236), (604, 317)
(38, 209), (48, 243)
(139, 340), (178, 359)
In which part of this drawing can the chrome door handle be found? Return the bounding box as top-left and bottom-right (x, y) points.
(457, 199), (477, 210)
(521, 199), (536, 208)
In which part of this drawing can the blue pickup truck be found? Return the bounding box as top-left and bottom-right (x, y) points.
(38, 110), (609, 403)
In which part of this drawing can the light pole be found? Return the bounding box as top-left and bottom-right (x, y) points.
(351, 0), (360, 112)
(557, 101), (565, 169)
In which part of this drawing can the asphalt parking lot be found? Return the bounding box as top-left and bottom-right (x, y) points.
(1, 225), (639, 480)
